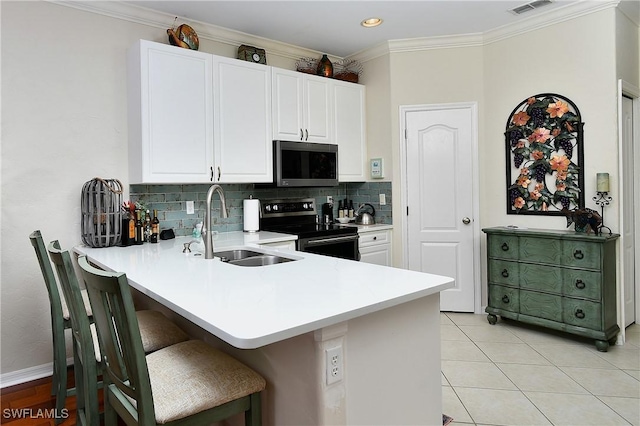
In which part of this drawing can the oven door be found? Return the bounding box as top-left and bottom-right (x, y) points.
(298, 234), (360, 261)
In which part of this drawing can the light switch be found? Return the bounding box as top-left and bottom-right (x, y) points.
(186, 201), (195, 215)
(379, 194), (386, 205)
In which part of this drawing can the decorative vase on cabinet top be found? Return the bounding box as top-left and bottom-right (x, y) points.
(317, 54), (333, 78)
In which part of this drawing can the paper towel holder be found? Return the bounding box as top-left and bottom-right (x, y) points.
(243, 195), (261, 233)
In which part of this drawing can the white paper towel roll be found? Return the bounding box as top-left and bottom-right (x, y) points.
(243, 198), (260, 232)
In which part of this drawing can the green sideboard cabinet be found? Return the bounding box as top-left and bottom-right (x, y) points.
(483, 227), (620, 351)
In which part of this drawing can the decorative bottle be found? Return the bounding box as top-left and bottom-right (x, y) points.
(338, 200), (344, 218)
(150, 210), (159, 243)
(348, 200), (354, 218)
(135, 210), (144, 245)
(317, 54), (333, 78)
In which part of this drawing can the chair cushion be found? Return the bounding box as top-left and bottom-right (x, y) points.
(136, 310), (189, 353)
(145, 340), (266, 424)
(61, 288), (92, 321)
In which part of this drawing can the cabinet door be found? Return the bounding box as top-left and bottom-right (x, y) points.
(359, 244), (391, 266)
(304, 75), (332, 143)
(272, 68), (304, 141)
(128, 40), (214, 183)
(214, 57), (272, 183)
(334, 81), (366, 181)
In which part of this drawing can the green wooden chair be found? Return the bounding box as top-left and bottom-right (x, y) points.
(77, 255), (266, 426)
(46, 239), (193, 426)
(30, 230), (192, 425)
(29, 230), (84, 423)
(47, 240), (102, 426)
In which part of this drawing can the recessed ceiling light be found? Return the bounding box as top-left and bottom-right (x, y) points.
(361, 17), (383, 28)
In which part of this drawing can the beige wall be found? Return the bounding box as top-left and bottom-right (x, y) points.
(0, 1), (296, 377)
(616, 6), (640, 87)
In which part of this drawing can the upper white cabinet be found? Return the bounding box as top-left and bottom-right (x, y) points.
(333, 80), (366, 182)
(272, 68), (332, 143)
(128, 40), (214, 183)
(213, 56), (272, 183)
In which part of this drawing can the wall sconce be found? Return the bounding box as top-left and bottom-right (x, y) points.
(592, 172), (612, 235)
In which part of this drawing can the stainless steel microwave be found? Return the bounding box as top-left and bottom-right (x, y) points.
(274, 140), (339, 187)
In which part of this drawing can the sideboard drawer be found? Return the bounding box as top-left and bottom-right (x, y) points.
(563, 298), (602, 330)
(487, 235), (518, 260)
(520, 263), (563, 294)
(488, 260), (519, 286)
(520, 290), (563, 322)
(563, 269), (602, 301)
(561, 240), (601, 269)
(488, 285), (519, 313)
(519, 236), (562, 264)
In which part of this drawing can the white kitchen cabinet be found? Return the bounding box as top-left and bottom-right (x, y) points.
(358, 228), (392, 266)
(272, 68), (332, 143)
(333, 81), (366, 182)
(128, 40), (214, 183)
(256, 240), (297, 251)
(213, 56), (272, 183)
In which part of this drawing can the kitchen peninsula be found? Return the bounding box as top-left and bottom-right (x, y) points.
(75, 232), (453, 425)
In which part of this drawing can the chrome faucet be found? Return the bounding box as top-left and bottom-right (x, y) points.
(203, 184), (229, 259)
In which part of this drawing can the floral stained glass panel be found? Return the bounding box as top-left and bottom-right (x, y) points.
(505, 94), (584, 216)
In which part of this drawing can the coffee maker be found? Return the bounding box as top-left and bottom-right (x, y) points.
(321, 203), (334, 224)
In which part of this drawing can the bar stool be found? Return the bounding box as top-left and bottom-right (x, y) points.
(29, 231), (191, 424)
(77, 255), (266, 426)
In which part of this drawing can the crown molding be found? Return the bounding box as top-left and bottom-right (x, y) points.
(483, 0), (620, 45)
(47, 1), (326, 61)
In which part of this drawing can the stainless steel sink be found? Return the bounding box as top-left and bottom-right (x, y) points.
(228, 255), (294, 267)
(214, 249), (264, 261)
(214, 249), (295, 267)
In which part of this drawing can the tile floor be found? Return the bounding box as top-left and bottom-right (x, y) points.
(441, 313), (640, 426)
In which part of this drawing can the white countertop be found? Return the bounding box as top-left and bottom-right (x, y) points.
(74, 232), (453, 349)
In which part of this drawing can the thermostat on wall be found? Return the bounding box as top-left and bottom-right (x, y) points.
(370, 158), (384, 179)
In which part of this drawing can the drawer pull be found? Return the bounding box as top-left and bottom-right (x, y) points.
(575, 309), (585, 319)
(574, 250), (584, 260)
(575, 279), (586, 289)
(501, 242), (509, 251)
(501, 269), (509, 278)
(373, 236), (377, 240)
(502, 295), (510, 304)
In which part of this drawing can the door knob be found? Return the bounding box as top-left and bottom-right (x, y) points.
(462, 217), (471, 225)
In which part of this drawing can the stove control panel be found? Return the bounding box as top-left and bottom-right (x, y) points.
(262, 198), (316, 218)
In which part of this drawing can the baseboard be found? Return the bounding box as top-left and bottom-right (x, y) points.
(0, 357), (73, 389)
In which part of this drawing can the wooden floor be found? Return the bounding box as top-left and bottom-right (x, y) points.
(1, 368), (104, 426)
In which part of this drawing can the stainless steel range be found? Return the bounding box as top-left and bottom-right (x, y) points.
(260, 198), (360, 261)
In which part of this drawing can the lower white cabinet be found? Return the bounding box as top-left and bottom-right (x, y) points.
(358, 228), (392, 266)
(257, 240), (296, 251)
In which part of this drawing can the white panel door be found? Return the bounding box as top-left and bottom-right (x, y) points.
(621, 95), (636, 327)
(405, 105), (477, 312)
(214, 56), (272, 183)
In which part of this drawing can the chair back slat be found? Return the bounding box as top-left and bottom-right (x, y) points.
(47, 241), (94, 357)
(29, 231), (65, 326)
(77, 256), (156, 421)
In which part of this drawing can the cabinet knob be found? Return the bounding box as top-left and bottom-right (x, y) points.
(501, 242), (509, 251)
(573, 250), (584, 260)
(502, 295), (510, 304)
(501, 269), (509, 278)
(575, 309), (585, 319)
(373, 236), (377, 240)
(575, 279), (586, 289)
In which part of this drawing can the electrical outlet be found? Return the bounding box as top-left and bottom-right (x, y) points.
(325, 346), (343, 385)
(327, 196), (333, 204)
(186, 201), (195, 215)
(379, 194), (386, 205)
